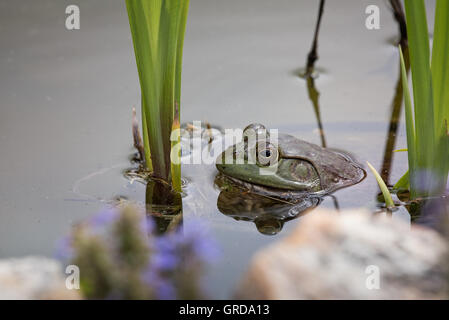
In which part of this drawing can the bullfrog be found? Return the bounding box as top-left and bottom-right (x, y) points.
(215, 123), (365, 202)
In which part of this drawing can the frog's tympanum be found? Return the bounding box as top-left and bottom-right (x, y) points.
(214, 124), (365, 235)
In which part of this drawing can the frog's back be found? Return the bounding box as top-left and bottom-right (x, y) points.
(278, 134), (365, 194)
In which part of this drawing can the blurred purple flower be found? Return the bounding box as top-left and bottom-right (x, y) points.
(89, 206), (120, 228)
(56, 205), (220, 300)
(142, 266), (177, 300)
(183, 220), (221, 263)
(154, 280), (176, 300)
(55, 235), (74, 262)
(148, 235), (180, 271)
(151, 250), (179, 270)
(140, 215), (155, 234)
(150, 220), (220, 269)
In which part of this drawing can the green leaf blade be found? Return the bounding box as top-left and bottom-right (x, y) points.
(399, 46), (417, 198)
(367, 162), (395, 208)
(404, 0), (435, 174)
(126, 0), (190, 188)
(431, 0), (449, 128)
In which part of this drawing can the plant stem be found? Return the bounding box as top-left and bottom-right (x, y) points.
(306, 76), (326, 148)
(305, 0), (325, 77)
(389, 0), (408, 47)
(380, 46), (410, 184)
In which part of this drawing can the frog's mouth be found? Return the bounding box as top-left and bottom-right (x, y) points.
(216, 155), (366, 197)
(214, 172), (313, 204)
(216, 157), (322, 193)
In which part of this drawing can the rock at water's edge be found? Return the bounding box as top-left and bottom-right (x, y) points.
(0, 256), (81, 299)
(236, 209), (447, 299)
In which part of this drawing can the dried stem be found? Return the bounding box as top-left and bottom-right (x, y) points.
(389, 0), (408, 47)
(305, 0), (325, 77)
(132, 107), (146, 164)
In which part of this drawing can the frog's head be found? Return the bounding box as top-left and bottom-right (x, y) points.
(215, 124), (322, 192)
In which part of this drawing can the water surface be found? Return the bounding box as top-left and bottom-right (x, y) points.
(0, 0), (436, 298)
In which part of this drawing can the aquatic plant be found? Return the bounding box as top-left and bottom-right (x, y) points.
(126, 0), (190, 191)
(396, 0), (449, 199)
(304, 0), (325, 77)
(389, 0), (407, 47)
(57, 205), (219, 299)
(367, 161), (394, 209)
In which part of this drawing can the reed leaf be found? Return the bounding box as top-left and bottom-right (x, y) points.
(399, 0), (449, 198)
(431, 0), (449, 128)
(367, 162), (395, 208)
(403, 0), (435, 178)
(393, 170), (409, 190)
(431, 0), (449, 181)
(126, 0), (189, 187)
(399, 46), (416, 198)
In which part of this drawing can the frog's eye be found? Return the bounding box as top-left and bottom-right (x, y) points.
(243, 123), (267, 135)
(243, 123), (269, 148)
(256, 143), (279, 167)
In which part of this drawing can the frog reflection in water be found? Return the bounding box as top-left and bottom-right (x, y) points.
(215, 124), (366, 235)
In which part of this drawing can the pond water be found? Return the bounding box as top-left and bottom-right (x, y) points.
(0, 0), (437, 299)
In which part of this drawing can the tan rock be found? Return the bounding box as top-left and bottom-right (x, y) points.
(0, 256), (81, 300)
(236, 209), (447, 299)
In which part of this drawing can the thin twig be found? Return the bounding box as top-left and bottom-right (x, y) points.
(389, 0), (408, 47)
(305, 0), (325, 77)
